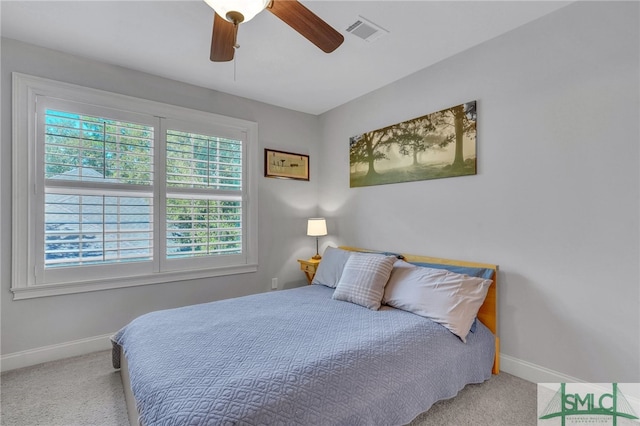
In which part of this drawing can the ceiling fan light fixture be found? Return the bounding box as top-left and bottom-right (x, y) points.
(203, 0), (270, 23)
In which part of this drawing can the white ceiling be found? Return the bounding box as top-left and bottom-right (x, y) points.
(1, 1), (572, 115)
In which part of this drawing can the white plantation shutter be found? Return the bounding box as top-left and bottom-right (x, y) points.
(12, 73), (258, 298)
(44, 193), (153, 267)
(165, 130), (242, 190)
(162, 120), (248, 271)
(165, 130), (243, 259)
(42, 107), (155, 270)
(165, 198), (242, 257)
(43, 109), (154, 185)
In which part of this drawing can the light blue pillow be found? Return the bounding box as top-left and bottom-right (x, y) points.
(409, 262), (494, 280)
(311, 246), (352, 288)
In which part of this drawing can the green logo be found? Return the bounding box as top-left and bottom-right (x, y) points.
(539, 383), (639, 425)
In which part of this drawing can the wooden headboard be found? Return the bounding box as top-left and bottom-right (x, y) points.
(340, 246), (500, 374)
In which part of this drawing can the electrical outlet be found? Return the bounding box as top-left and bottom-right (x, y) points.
(271, 278), (278, 290)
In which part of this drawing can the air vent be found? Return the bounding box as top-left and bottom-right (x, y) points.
(346, 16), (389, 42)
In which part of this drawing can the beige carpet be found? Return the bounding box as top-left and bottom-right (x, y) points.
(1, 350), (537, 425)
(1, 351), (128, 426)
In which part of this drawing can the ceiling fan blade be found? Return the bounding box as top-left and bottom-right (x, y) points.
(267, 0), (344, 54)
(210, 12), (237, 62)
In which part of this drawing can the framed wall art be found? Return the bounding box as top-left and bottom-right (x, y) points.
(264, 149), (310, 181)
(349, 100), (477, 188)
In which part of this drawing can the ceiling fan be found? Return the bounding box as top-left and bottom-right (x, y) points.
(204, 0), (344, 62)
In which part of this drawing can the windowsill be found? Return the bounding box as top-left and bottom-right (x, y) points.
(10, 263), (258, 300)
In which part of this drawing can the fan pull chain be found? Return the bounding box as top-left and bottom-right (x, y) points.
(232, 21), (238, 82)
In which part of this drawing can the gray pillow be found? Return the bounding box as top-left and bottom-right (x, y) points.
(311, 246), (352, 288)
(332, 252), (396, 310)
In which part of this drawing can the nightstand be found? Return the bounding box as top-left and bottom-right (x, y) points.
(297, 258), (321, 284)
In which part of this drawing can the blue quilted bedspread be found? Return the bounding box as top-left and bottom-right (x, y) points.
(112, 285), (494, 426)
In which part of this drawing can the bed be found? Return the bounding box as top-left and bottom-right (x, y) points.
(112, 247), (499, 426)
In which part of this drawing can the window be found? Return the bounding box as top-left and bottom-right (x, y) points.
(12, 73), (258, 299)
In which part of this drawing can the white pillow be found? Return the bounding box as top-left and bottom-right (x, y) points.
(383, 260), (491, 342)
(311, 246), (352, 288)
(332, 252), (396, 310)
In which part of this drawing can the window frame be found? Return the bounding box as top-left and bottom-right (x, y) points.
(11, 73), (259, 300)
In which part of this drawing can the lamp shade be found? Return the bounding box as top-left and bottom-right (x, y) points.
(203, 0), (270, 23)
(307, 218), (327, 237)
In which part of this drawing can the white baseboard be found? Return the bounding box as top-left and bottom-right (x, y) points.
(501, 354), (640, 407)
(0, 333), (114, 372)
(500, 353), (584, 383)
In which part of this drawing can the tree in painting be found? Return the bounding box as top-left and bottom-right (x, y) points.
(349, 126), (394, 178)
(438, 101), (477, 169)
(394, 114), (443, 166)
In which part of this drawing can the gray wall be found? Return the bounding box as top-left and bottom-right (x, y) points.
(318, 1), (639, 382)
(0, 38), (319, 355)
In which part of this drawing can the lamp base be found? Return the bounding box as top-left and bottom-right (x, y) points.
(312, 254), (322, 260)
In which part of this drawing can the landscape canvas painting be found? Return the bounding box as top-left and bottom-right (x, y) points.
(349, 101), (477, 188)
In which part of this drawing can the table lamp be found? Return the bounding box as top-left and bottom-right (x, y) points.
(307, 218), (327, 260)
